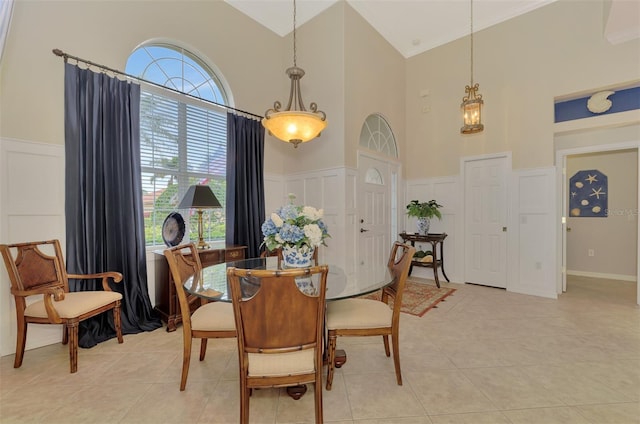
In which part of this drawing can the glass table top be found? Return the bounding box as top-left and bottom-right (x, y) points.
(183, 256), (394, 302)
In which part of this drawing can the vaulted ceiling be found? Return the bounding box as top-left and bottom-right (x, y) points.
(225, 0), (639, 58)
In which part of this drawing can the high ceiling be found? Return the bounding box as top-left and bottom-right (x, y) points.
(225, 0), (559, 58)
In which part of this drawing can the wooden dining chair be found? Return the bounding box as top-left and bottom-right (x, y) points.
(0, 239), (124, 373)
(164, 243), (236, 391)
(227, 265), (329, 424)
(325, 241), (415, 390)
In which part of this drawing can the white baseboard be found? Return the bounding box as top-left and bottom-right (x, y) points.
(567, 270), (637, 282)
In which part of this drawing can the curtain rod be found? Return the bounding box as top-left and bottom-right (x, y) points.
(52, 48), (264, 120)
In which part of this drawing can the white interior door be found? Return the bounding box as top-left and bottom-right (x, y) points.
(464, 155), (509, 288)
(358, 155), (391, 274)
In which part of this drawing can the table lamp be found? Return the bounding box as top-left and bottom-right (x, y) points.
(178, 184), (221, 249)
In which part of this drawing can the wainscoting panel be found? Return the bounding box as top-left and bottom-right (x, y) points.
(1, 138), (66, 356)
(405, 177), (461, 283)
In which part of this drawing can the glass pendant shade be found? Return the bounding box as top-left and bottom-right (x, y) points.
(461, 83), (484, 134)
(262, 111), (327, 147)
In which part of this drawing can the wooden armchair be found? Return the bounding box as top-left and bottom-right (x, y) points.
(227, 265), (328, 423)
(325, 242), (415, 390)
(164, 243), (236, 391)
(0, 239), (123, 373)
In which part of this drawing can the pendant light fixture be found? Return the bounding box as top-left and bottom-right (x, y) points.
(460, 0), (484, 134)
(262, 0), (327, 148)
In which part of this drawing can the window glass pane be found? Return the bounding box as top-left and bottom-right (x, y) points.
(128, 43), (229, 246)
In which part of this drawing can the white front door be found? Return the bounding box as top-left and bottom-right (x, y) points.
(358, 155), (391, 275)
(464, 155), (509, 288)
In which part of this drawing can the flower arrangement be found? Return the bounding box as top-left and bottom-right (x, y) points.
(261, 194), (330, 253)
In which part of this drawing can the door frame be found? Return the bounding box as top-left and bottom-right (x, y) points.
(555, 141), (640, 305)
(461, 152), (511, 288)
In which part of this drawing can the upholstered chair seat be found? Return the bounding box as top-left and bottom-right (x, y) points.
(326, 298), (393, 329)
(190, 302), (235, 332)
(24, 291), (122, 319)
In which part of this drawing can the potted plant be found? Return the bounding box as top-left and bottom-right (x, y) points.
(406, 199), (442, 235)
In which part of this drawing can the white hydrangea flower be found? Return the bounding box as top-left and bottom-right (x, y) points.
(271, 212), (283, 227)
(303, 224), (323, 246)
(302, 206), (321, 221)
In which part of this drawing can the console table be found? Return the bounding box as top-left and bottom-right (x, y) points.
(398, 232), (449, 288)
(153, 243), (246, 331)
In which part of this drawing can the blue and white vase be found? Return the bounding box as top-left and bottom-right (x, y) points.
(416, 217), (430, 235)
(281, 244), (315, 268)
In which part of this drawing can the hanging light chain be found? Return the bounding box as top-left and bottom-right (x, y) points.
(293, 0), (297, 67)
(470, 0), (474, 87)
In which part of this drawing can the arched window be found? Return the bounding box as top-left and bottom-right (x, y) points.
(359, 113), (398, 158)
(126, 43), (230, 246)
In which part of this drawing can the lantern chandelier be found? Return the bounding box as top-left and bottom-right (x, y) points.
(460, 0), (484, 134)
(262, 0), (327, 148)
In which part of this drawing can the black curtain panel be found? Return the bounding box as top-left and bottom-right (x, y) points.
(64, 63), (161, 348)
(225, 112), (265, 258)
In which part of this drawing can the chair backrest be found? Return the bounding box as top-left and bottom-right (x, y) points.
(0, 240), (69, 297)
(227, 266), (328, 355)
(382, 242), (416, 319)
(163, 243), (203, 331)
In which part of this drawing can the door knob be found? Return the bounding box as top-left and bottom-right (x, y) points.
(360, 228), (369, 233)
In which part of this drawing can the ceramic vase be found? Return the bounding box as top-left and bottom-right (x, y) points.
(281, 244), (315, 268)
(417, 217), (430, 235)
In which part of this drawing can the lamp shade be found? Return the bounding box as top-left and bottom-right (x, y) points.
(178, 185), (221, 209)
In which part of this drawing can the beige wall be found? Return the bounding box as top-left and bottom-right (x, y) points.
(404, 0), (640, 179)
(0, 0), (290, 174)
(566, 149), (638, 278)
(343, 3), (405, 169)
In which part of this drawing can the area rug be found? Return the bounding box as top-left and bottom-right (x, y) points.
(359, 278), (456, 317)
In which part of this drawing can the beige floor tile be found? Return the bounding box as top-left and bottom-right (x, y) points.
(502, 406), (592, 423)
(407, 369), (497, 415)
(344, 373), (426, 420)
(574, 402), (640, 424)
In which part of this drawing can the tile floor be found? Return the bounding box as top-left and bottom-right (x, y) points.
(1, 276), (639, 423)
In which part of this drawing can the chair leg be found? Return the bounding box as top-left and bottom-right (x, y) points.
(315, 371), (323, 423)
(199, 338), (208, 361)
(180, 333), (192, 391)
(326, 333), (336, 390)
(240, 380), (250, 424)
(62, 323), (69, 345)
(114, 302), (123, 344)
(67, 321), (79, 373)
(14, 319), (27, 368)
(392, 331), (402, 386)
(382, 335), (390, 357)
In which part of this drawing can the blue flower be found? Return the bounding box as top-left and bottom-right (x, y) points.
(261, 219), (277, 237)
(279, 223), (305, 244)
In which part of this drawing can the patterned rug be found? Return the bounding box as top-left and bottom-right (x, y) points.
(359, 278), (456, 317)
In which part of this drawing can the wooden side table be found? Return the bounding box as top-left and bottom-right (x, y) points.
(153, 244), (246, 331)
(398, 232), (449, 288)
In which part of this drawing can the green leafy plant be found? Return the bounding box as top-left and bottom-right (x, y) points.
(406, 199), (443, 220)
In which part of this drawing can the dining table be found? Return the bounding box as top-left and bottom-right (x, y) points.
(183, 256), (394, 399)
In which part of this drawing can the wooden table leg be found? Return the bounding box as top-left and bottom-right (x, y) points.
(286, 385), (307, 400)
(334, 349), (347, 368)
(285, 349), (347, 399)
